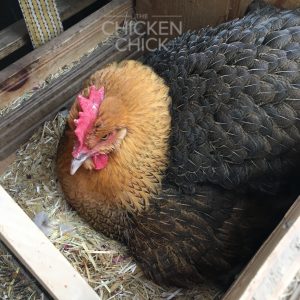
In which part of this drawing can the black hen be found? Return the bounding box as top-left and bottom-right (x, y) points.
(145, 5), (300, 194)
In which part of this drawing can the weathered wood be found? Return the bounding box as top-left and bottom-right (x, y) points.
(0, 185), (100, 300)
(56, 0), (98, 20)
(0, 30), (144, 160)
(223, 196), (300, 300)
(0, 0), (98, 61)
(0, 21), (29, 61)
(135, 0), (252, 48)
(0, 0), (132, 110)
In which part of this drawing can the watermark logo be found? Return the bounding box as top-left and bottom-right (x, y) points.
(101, 15), (183, 52)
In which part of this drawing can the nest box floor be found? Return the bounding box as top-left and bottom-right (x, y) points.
(0, 112), (221, 300)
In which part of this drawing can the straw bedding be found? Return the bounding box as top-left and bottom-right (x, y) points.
(0, 113), (221, 299)
(1, 102), (300, 300)
(0, 241), (46, 299)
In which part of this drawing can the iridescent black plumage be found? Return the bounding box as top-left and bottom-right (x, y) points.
(128, 184), (295, 288)
(127, 6), (300, 287)
(145, 6), (300, 193)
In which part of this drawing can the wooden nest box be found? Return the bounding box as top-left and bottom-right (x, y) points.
(0, 0), (300, 299)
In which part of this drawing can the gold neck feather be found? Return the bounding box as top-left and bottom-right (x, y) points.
(65, 60), (171, 212)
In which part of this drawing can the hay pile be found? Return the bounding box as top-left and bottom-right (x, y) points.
(1, 112), (300, 300)
(0, 113), (220, 300)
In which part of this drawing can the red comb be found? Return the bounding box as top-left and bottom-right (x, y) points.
(72, 86), (105, 158)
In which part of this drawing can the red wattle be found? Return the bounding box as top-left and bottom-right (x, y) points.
(92, 154), (109, 170)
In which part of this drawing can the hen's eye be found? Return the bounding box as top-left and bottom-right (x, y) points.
(101, 134), (109, 141)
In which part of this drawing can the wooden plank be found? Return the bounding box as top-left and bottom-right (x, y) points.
(0, 21), (29, 61)
(0, 30), (144, 160)
(56, 0), (98, 20)
(224, 196), (300, 300)
(135, 0), (252, 48)
(0, 185), (100, 300)
(0, 0), (98, 61)
(0, 0), (132, 109)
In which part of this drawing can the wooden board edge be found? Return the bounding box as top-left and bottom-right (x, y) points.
(223, 196), (300, 300)
(0, 20), (29, 61)
(0, 185), (100, 300)
(58, 0), (98, 20)
(0, 0), (133, 109)
(0, 30), (145, 160)
(0, 0), (99, 61)
(135, 0), (252, 34)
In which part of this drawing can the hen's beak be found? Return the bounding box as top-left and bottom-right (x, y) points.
(70, 153), (90, 175)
